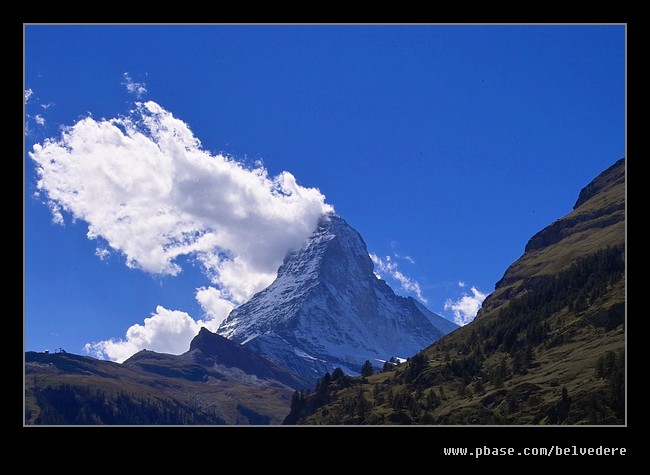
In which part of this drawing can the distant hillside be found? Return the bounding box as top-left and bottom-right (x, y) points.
(285, 158), (625, 425)
(25, 329), (309, 425)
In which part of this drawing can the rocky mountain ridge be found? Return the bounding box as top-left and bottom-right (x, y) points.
(217, 213), (457, 383)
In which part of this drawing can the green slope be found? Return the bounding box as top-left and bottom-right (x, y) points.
(24, 332), (308, 425)
(286, 158), (625, 425)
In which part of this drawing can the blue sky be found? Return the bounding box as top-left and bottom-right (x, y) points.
(24, 24), (625, 360)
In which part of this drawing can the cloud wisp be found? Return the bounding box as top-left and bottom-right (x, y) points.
(31, 99), (332, 361)
(394, 253), (415, 264)
(370, 253), (428, 303)
(25, 89), (55, 134)
(122, 72), (147, 98)
(444, 283), (487, 326)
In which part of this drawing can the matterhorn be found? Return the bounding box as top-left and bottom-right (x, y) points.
(218, 213), (458, 383)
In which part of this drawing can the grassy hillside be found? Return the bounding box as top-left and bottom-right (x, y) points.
(285, 158), (625, 425)
(25, 350), (295, 425)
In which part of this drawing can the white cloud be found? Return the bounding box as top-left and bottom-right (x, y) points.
(83, 305), (218, 363)
(370, 253), (427, 303)
(444, 285), (487, 326)
(95, 246), (110, 261)
(122, 72), (147, 98)
(195, 286), (236, 328)
(31, 99), (333, 361)
(48, 201), (64, 225)
(394, 253), (415, 264)
(25, 89), (35, 135)
(85, 290), (235, 362)
(458, 281), (466, 288)
(35, 114), (46, 126)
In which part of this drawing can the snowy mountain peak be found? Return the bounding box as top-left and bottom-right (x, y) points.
(217, 212), (458, 383)
(276, 213), (371, 280)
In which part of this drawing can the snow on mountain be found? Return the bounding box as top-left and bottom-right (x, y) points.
(217, 213), (458, 383)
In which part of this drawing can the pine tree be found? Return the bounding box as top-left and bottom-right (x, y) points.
(420, 411), (435, 424)
(499, 355), (509, 380)
(595, 357), (605, 379)
(512, 350), (524, 374)
(361, 360), (374, 377)
(317, 372), (331, 392)
(524, 345), (534, 367)
(355, 393), (369, 418)
(457, 381), (467, 397)
(490, 368), (503, 388)
(374, 387), (385, 406)
(426, 388), (439, 409)
(439, 385), (446, 400)
(331, 367), (344, 381)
